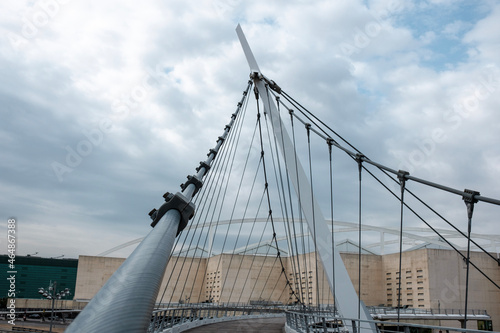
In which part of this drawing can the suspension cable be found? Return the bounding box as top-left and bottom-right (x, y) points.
(396, 170), (409, 325)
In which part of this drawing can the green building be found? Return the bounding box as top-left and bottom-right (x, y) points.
(0, 255), (78, 299)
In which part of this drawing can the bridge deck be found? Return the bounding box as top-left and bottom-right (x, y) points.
(183, 317), (285, 332)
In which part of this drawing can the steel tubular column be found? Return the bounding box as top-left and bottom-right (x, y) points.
(65, 210), (181, 332)
(66, 80), (252, 333)
(236, 24), (376, 333)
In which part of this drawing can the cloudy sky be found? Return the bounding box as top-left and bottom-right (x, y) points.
(1, 0), (499, 259)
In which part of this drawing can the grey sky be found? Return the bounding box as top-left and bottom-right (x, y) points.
(1, 0), (499, 259)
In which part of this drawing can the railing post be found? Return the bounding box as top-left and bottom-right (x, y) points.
(151, 312), (158, 331)
(159, 311), (166, 330)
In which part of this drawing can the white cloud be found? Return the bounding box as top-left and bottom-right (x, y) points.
(464, 3), (500, 62)
(1, 0), (499, 260)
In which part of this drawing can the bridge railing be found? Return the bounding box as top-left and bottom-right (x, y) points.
(285, 310), (498, 333)
(367, 306), (489, 317)
(148, 304), (495, 333)
(148, 303), (284, 333)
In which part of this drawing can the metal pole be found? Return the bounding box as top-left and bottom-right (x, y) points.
(237, 24), (376, 333)
(49, 282), (56, 333)
(66, 79), (251, 332)
(462, 189), (479, 329)
(65, 209), (181, 332)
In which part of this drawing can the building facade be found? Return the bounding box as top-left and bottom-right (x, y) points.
(71, 246), (499, 329)
(0, 255), (78, 300)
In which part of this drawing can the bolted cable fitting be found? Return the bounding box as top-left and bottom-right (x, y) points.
(207, 148), (218, 158)
(463, 189), (480, 220)
(355, 153), (365, 174)
(149, 192), (195, 235)
(180, 175), (203, 197)
(196, 161), (211, 173)
(397, 170), (410, 193)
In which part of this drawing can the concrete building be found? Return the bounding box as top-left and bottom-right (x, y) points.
(72, 244), (499, 329)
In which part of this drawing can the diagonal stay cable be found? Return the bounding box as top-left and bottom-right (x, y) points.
(256, 83), (301, 306)
(263, 84), (304, 305)
(280, 97), (500, 265)
(362, 166), (500, 290)
(219, 153), (263, 302)
(205, 106), (258, 303)
(160, 82), (253, 306)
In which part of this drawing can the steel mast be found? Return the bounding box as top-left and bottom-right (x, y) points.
(236, 24), (376, 333)
(66, 81), (252, 333)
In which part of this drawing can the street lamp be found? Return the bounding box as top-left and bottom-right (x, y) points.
(38, 281), (71, 333)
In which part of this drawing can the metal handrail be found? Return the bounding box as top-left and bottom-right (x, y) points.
(149, 304), (285, 333)
(285, 310), (497, 333)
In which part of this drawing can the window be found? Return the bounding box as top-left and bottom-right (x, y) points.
(418, 299), (424, 301)
(418, 305), (424, 308)
(406, 270), (411, 274)
(417, 281), (423, 284)
(387, 283), (392, 286)
(407, 293), (413, 296)
(418, 293), (424, 296)
(417, 275), (423, 278)
(418, 287), (423, 290)
(417, 269), (423, 273)
(408, 299), (413, 302)
(406, 287), (412, 290)
(387, 293), (392, 296)
(386, 272), (391, 275)
(387, 288), (392, 291)
(406, 282), (412, 285)
(387, 278), (391, 280)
